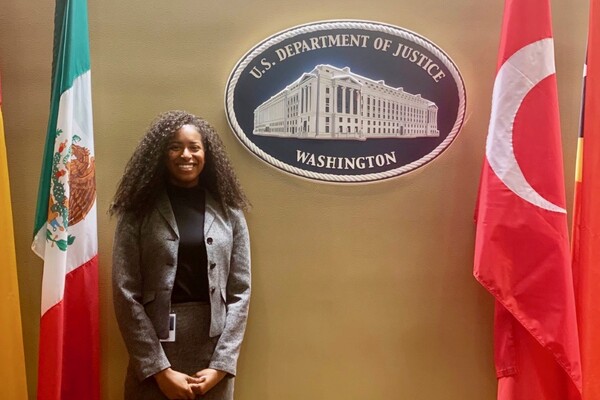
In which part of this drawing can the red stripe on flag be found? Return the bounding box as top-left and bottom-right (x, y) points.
(37, 256), (100, 400)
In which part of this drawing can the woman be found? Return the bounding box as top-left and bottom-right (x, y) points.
(110, 110), (251, 399)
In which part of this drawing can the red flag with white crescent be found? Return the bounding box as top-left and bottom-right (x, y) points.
(474, 0), (582, 398)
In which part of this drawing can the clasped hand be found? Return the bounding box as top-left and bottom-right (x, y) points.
(155, 367), (227, 399)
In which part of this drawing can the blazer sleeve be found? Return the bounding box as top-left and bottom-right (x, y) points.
(209, 208), (251, 376)
(112, 212), (171, 381)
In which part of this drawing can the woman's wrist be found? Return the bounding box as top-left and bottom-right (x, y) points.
(153, 367), (171, 382)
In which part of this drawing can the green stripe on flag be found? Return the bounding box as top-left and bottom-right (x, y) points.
(34, 0), (91, 235)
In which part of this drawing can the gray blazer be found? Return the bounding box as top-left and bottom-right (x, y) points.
(112, 189), (251, 381)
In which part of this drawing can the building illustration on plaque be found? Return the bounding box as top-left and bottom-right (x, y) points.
(253, 65), (439, 140)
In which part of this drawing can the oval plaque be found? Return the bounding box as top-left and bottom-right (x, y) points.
(225, 20), (466, 183)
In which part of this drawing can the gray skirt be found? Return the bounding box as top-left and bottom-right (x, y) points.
(124, 302), (234, 400)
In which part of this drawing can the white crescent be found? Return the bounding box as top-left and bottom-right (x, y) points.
(486, 38), (566, 214)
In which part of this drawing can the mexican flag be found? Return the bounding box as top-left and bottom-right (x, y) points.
(32, 0), (100, 398)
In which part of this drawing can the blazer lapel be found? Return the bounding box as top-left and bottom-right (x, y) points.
(156, 190), (179, 238)
(204, 191), (218, 236)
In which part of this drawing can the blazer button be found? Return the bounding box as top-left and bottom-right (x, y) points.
(210, 262), (216, 269)
(207, 237), (213, 245)
(210, 286), (216, 293)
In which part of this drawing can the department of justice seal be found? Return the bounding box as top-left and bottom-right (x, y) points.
(225, 20), (466, 183)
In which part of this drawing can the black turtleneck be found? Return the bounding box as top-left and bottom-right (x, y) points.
(166, 183), (209, 303)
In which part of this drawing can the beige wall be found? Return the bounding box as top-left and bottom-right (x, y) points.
(0, 0), (588, 399)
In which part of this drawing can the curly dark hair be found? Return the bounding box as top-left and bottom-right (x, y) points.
(109, 110), (249, 216)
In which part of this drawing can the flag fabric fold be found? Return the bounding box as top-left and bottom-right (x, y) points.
(32, 0), (100, 399)
(0, 76), (29, 400)
(572, 0), (600, 398)
(474, 0), (582, 398)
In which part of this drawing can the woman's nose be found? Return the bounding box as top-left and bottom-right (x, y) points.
(181, 147), (192, 158)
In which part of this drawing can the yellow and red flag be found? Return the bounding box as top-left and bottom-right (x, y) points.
(572, 0), (600, 398)
(474, 0), (582, 398)
(0, 75), (29, 399)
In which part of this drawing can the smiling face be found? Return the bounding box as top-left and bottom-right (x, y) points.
(165, 124), (205, 188)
